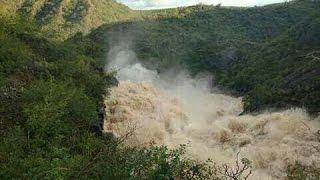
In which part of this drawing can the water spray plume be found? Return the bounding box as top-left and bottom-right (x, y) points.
(104, 45), (320, 179)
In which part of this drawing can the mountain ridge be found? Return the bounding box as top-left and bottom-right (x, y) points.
(83, 0), (320, 113)
(1, 0), (139, 39)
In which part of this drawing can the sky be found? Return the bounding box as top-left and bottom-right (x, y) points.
(117, 0), (288, 10)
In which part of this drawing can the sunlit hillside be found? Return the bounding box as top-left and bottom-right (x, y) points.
(1, 0), (140, 39)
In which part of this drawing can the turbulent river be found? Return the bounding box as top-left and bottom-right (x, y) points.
(103, 45), (320, 179)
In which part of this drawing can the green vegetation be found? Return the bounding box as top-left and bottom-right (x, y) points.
(1, 0), (319, 179)
(143, 0), (319, 114)
(88, 0), (319, 114)
(2, 0), (140, 39)
(287, 161), (320, 179)
(0, 12), (214, 180)
(0, 5), (217, 180)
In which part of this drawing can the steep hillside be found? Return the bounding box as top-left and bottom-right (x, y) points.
(0, 10), (213, 179)
(0, 0), (140, 39)
(86, 0), (320, 114)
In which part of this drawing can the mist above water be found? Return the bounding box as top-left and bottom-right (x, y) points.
(104, 44), (320, 179)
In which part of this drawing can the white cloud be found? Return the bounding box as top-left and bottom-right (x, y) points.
(118, 0), (288, 9)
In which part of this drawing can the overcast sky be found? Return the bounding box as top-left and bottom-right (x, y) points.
(117, 0), (288, 9)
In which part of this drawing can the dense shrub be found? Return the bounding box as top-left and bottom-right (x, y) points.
(0, 13), (218, 179)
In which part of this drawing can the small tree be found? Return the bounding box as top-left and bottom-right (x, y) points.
(217, 152), (252, 180)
